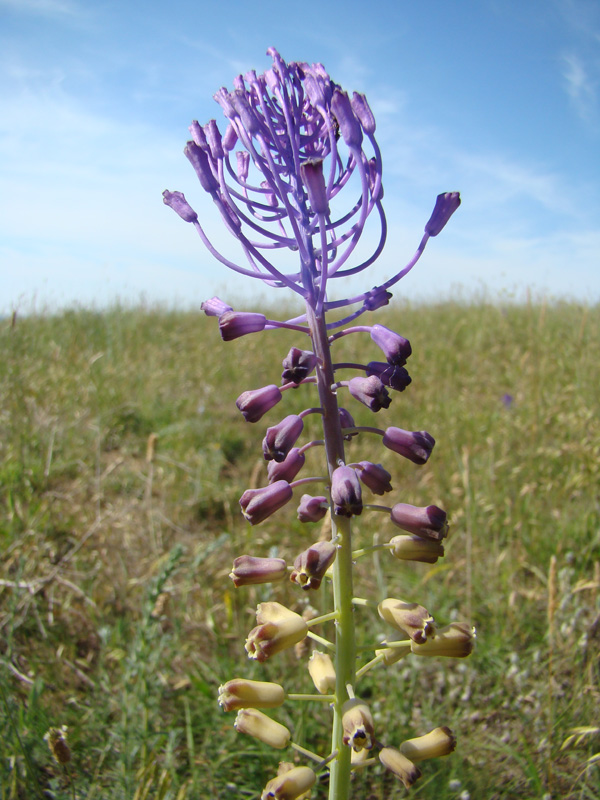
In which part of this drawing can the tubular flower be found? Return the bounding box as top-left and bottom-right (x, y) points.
(390, 503), (448, 541)
(341, 698), (375, 751)
(297, 494), (328, 523)
(245, 602), (309, 662)
(370, 324), (412, 366)
(263, 415), (304, 463)
(382, 428), (435, 464)
(379, 747), (422, 789)
(201, 296), (233, 317)
(307, 651), (336, 694)
(261, 766), (316, 800)
(399, 726), (457, 761)
(234, 708), (291, 749)
(331, 465), (362, 517)
(236, 385), (283, 422)
(366, 362), (412, 392)
(240, 481), (293, 525)
(410, 622), (476, 658)
(290, 540), (337, 590)
(218, 679), (286, 711)
(357, 461), (393, 495)
(347, 375), (391, 411)
(338, 407), (358, 438)
(281, 347), (318, 385)
(229, 555), (287, 587)
(424, 192), (461, 236)
(219, 310), (266, 341)
(378, 598), (436, 644)
(162, 190), (198, 223)
(267, 447), (306, 483)
(389, 534), (445, 564)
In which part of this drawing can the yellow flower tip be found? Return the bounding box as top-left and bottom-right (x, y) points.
(234, 708), (291, 749)
(410, 622), (476, 658)
(44, 726), (71, 765)
(307, 651), (336, 694)
(261, 765), (316, 799)
(218, 678), (286, 711)
(245, 602), (309, 662)
(341, 698), (375, 752)
(379, 746), (421, 788)
(399, 726), (457, 761)
(378, 598), (436, 644)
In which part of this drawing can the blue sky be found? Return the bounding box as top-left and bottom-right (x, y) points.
(1, 0), (599, 313)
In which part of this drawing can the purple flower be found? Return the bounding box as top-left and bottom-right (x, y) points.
(348, 376), (391, 412)
(162, 190), (198, 223)
(267, 447), (305, 483)
(357, 461), (393, 495)
(301, 158), (329, 215)
(236, 385), (283, 423)
(262, 415), (304, 463)
(390, 503), (448, 541)
(382, 428), (435, 465)
(297, 495), (329, 523)
(239, 481), (293, 525)
(362, 286), (392, 311)
(290, 541), (337, 590)
(331, 466), (362, 517)
(201, 296), (233, 317)
(338, 407), (358, 438)
(230, 555), (287, 587)
(219, 311), (266, 341)
(370, 325), (412, 366)
(424, 192), (461, 237)
(366, 362), (412, 392)
(281, 347), (318, 385)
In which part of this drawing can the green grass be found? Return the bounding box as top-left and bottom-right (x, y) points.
(0, 300), (599, 799)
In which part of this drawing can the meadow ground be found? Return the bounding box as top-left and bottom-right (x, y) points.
(0, 300), (599, 799)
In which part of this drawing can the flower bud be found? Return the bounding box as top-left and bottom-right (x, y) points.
(378, 598), (436, 644)
(263, 415), (304, 463)
(357, 461), (392, 495)
(307, 651), (336, 694)
(389, 534), (445, 563)
(236, 385), (283, 423)
(331, 465), (362, 517)
(234, 708), (290, 749)
(222, 122), (238, 151)
(351, 92), (376, 134)
(331, 88), (363, 147)
(261, 766), (316, 800)
(218, 678), (286, 711)
(229, 555), (287, 587)
(410, 622), (475, 658)
(382, 428), (435, 464)
(366, 362), (411, 392)
(341, 698), (374, 751)
(268, 447), (305, 483)
(379, 747), (421, 788)
(245, 602), (308, 662)
(219, 310), (267, 341)
(424, 191), (461, 236)
(281, 347), (318, 385)
(201, 296), (233, 317)
(390, 503), (448, 541)
(297, 494), (328, 523)
(370, 324), (412, 366)
(348, 376), (391, 411)
(290, 541), (337, 590)
(203, 118), (224, 160)
(362, 286), (392, 311)
(240, 481), (293, 525)
(301, 158), (329, 215)
(338, 407), (358, 438)
(399, 726), (457, 761)
(184, 141), (219, 194)
(162, 190), (198, 223)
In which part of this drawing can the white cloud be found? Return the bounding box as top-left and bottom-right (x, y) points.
(561, 53), (598, 122)
(0, 0), (81, 16)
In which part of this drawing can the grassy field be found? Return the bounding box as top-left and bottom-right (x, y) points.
(0, 300), (599, 799)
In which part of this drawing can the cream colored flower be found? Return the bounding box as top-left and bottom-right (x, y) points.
(234, 708), (291, 749)
(218, 678), (286, 711)
(261, 765), (316, 799)
(307, 651), (336, 694)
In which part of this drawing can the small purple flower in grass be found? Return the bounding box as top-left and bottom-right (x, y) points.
(262, 415), (304, 463)
(236, 385), (283, 423)
(424, 192), (461, 237)
(281, 347), (318, 385)
(267, 447), (305, 483)
(370, 325), (412, 366)
(162, 190), (198, 223)
(331, 465), (362, 517)
(357, 461), (393, 495)
(240, 481), (293, 525)
(390, 503), (448, 541)
(382, 427), (435, 464)
(201, 296), (233, 317)
(297, 494), (329, 523)
(290, 541), (337, 590)
(366, 362), (411, 392)
(219, 311), (266, 341)
(230, 555), (287, 587)
(502, 393), (514, 409)
(348, 376), (391, 412)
